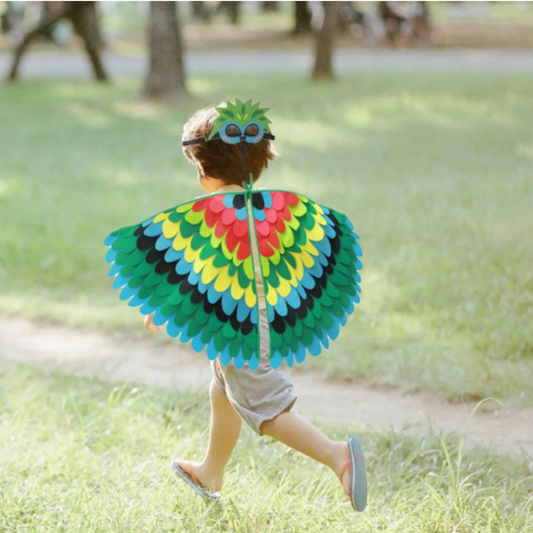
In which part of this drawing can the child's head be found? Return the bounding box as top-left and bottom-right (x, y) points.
(182, 102), (279, 191)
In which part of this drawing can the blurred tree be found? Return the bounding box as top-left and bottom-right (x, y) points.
(6, 1), (108, 82)
(293, 1), (312, 35)
(312, 1), (340, 80)
(143, 1), (187, 101)
(261, 1), (279, 11)
(192, 1), (212, 22)
(216, 1), (241, 25)
(39, 2), (58, 43)
(1, 3), (14, 35)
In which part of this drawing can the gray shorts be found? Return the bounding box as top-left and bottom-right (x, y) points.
(210, 310), (297, 435)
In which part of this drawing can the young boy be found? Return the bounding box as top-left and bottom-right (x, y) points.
(144, 102), (367, 512)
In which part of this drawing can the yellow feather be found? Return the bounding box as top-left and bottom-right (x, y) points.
(163, 219), (180, 239)
(176, 202), (194, 213)
(276, 277), (292, 298)
(185, 209), (205, 225)
(243, 257), (255, 280)
(154, 212), (170, 224)
(260, 256), (270, 277)
(290, 201), (307, 217)
(214, 266), (232, 293)
(202, 263), (220, 285)
(172, 232), (191, 251)
(306, 222), (325, 243)
(282, 228), (294, 248)
(184, 245), (201, 264)
(200, 221), (214, 238)
(266, 285), (278, 306)
(245, 286), (257, 308)
(231, 277), (245, 300)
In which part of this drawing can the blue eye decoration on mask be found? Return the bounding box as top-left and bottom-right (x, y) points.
(182, 120), (275, 169)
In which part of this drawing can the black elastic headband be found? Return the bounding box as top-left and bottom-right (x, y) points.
(182, 132), (275, 147)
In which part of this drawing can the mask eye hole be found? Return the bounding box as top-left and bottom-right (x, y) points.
(225, 124), (241, 137)
(244, 124), (259, 136)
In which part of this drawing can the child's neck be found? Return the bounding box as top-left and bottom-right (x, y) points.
(201, 176), (246, 194)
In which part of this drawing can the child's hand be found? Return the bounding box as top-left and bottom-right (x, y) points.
(144, 313), (163, 334)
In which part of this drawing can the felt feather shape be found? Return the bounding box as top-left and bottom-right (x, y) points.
(104, 189), (362, 370)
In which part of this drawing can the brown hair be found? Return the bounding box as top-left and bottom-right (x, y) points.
(182, 102), (279, 186)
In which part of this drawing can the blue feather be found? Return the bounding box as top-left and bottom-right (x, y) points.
(155, 234), (174, 251)
(270, 351), (283, 369)
(191, 335), (207, 353)
(300, 272), (316, 290)
(176, 259), (193, 275)
(164, 248), (183, 263)
(144, 221), (163, 237)
(250, 305), (258, 325)
(207, 338), (218, 360)
(223, 194), (235, 208)
(221, 291), (238, 315)
(234, 350), (245, 369)
(294, 342), (307, 364)
(274, 297), (288, 317)
(308, 336), (322, 356)
(119, 285), (136, 301)
(286, 288), (301, 309)
(152, 309), (169, 327)
(207, 285), (223, 304)
(220, 347), (232, 366)
(108, 262), (121, 277)
(327, 321), (340, 341)
(112, 274), (128, 290)
(237, 298), (251, 322)
(167, 320), (182, 338)
(248, 355), (260, 370)
(105, 248), (118, 264)
(103, 234), (116, 247)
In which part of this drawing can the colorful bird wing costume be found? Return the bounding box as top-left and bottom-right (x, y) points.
(104, 186), (362, 370)
(250, 190), (363, 369)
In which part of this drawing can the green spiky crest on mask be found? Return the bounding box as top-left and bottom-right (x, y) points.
(208, 98), (272, 140)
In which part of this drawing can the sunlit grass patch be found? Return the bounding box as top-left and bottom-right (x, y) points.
(0, 363), (531, 532)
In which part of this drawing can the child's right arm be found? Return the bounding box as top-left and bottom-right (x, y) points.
(144, 313), (162, 334)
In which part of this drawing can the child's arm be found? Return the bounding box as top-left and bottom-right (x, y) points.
(144, 313), (163, 334)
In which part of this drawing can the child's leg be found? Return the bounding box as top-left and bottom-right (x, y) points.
(175, 378), (241, 491)
(261, 412), (352, 495)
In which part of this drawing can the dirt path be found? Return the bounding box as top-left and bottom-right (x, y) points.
(1, 315), (531, 457)
(2, 49), (533, 81)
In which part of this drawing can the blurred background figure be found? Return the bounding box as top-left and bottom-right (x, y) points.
(377, 1), (430, 47)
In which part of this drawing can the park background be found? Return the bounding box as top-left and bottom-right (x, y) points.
(0, 1), (532, 531)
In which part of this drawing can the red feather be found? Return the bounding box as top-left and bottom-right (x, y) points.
(210, 195), (225, 213)
(237, 239), (251, 260)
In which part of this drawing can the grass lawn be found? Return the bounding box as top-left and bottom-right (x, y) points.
(0, 71), (532, 405)
(1, 362), (531, 533)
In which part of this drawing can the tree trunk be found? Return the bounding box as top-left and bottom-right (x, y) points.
(292, 1), (312, 35)
(5, 1), (108, 83)
(226, 1), (241, 25)
(311, 1), (339, 80)
(70, 2), (107, 80)
(192, 1), (212, 22)
(6, 4), (69, 81)
(261, 1), (279, 11)
(143, 1), (187, 101)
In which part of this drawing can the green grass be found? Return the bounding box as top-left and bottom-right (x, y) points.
(0, 362), (531, 533)
(1, 72), (533, 405)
